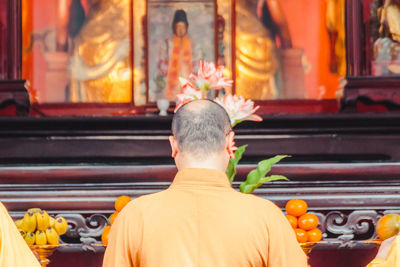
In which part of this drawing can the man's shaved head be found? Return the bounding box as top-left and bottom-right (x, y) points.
(172, 100), (232, 158)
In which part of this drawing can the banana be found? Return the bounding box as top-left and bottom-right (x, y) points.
(19, 229), (27, 238)
(14, 219), (23, 228)
(20, 212), (36, 233)
(49, 216), (55, 228)
(27, 208), (41, 214)
(54, 217), (68, 235)
(35, 230), (47, 245)
(35, 210), (50, 231)
(24, 232), (35, 246)
(45, 227), (59, 245)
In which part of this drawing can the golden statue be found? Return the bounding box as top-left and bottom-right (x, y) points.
(235, 0), (292, 100)
(373, 0), (400, 75)
(326, 0), (346, 76)
(68, 0), (132, 103)
(379, 0), (400, 43)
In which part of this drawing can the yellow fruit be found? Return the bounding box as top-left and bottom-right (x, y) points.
(298, 213), (319, 231)
(45, 227), (59, 245)
(35, 230), (47, 245)
(109, 212), (119, 226)
(49, 216), (56, 227)
(35, 210), (50, 231)
(21, 212), (36, 233)
(376, 214), (400, 240)
(294, 228), (308, 243)
(27, 208), (41, 214)
(102, 225), (111, 246)
(54, 217), (68, 235)
(14, 219), (23, 229)
(285, 199), (308, 217)
(115, 196), (131, 212)
(19, 229), (27, 238)
(307, 228), (322, 242)
(285, 215), (298, 229)
(24, 232), (35, 246)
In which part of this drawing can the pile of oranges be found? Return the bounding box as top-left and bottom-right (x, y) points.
(101, 195), (132, 245)
(285, 199), (322, 243)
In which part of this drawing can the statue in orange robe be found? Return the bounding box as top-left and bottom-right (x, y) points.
(153, 9), (201, 102)
(102, 100), (307, 267)
(0, 202), (41, 267)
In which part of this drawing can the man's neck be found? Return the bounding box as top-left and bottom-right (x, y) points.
(177, 154), (228, 173)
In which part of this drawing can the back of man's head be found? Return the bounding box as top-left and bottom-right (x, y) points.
(172, 100), (231, 159)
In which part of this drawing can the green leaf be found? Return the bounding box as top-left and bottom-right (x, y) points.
(242, 183), (257, 194)
(226, 145), (247, 184)
(246, 169), (260, 184)
(239, 155), (291, 194)
(257, 155), (290, 177)
(239, 182), (247, 192)
(259, 175), (289, 184)
(241, 175), (289, 194)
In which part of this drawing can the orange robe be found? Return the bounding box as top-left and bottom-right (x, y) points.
(367, 236), (400, 267)
(0, 202), (41, 267)
(103, 168), (307, 267)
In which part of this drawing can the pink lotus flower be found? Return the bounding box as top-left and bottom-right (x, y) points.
(189, 60), (233, 92)
(174, 78), (202, 113)
(215, 94), (262, 127)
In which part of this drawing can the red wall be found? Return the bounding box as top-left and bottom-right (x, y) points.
(281, 0), (342, 99)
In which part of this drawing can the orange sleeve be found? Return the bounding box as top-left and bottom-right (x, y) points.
(266, 202), (308, 267)
(366, 237), (400, 267)
(102, 203), (143, 267)
(366, 258), (386, 267)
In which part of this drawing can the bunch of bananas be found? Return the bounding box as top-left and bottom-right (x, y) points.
(14, 208), (68, 246)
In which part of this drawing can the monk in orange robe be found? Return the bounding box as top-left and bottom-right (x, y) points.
(0, 202), (41, 267)
(366, 234), (400, 267)
(103, 100), (307, 267)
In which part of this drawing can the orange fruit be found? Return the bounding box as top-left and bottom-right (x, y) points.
(376, 214), (400, 240)
(102, 225), (111, 246)
(307, 228), (322, 242)
(285, 199), (308, 217)
(285, 214), (298, 229)
(298, 213), (319, 231)
(294, 228), (308, 243)
(115, 195), (131, 212)
(109, 211), (119, 225)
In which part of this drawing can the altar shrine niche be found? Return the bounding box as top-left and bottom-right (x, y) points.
(13, 0), (347, 116)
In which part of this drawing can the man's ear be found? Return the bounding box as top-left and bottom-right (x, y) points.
(225, 131), (235, 157)
(169, 136), (179, 158)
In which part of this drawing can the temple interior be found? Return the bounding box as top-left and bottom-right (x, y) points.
(0, 0), (400, 266)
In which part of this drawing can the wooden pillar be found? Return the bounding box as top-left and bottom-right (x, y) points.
(0, 0), (30, 115)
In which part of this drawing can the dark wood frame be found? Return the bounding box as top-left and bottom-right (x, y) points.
(0, 0), (29, 115)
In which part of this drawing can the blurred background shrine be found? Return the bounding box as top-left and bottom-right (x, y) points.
(0, 0), (400, 266)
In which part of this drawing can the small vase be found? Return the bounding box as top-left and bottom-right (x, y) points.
(157, 99), (170, 116)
